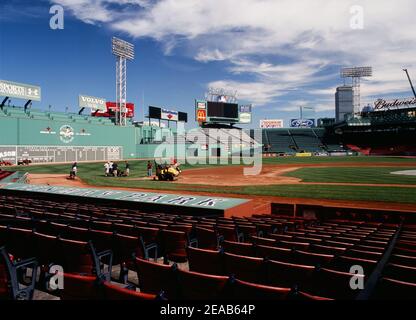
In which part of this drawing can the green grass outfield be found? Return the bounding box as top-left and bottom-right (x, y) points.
(284, 166), (416, 185)
(3, 156), (416, 204)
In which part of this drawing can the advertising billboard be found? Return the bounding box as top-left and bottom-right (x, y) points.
(0, 79), (41, 101)
(239, 113), (252, 124)
(92, 102), (134, 118)
(161, 108), (178, 121)
(79, 95), (106, 111)
(239, 105), (252, 124)
(260, 119), (284, 128)
(196, 109), (207, 122)
(290, 119), (315, 128)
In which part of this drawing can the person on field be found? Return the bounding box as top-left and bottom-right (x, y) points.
(147, 161), (153, 177)
(112, 162), (118, 177)
(104, 162), (110, 176)
(109, 161), (114, 176)
(69, 162), (77, 179)
(125, 161), (130, 176)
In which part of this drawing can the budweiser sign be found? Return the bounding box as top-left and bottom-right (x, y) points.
(374, 98), (416, 111)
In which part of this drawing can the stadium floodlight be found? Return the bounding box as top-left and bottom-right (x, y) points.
(340, 66), (373, 114)
(206, 87), (238, 103)
(341, 66), (372, 78)
(112, 37), (135, 126)
(112, 37), (135, 60)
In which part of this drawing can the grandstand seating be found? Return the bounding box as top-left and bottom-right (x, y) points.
(0, 106), (115, 126)
(0, 194), (415, 300)
(289, 129), (324, 153)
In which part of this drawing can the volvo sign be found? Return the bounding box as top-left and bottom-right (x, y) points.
(78, 94), (107, 111)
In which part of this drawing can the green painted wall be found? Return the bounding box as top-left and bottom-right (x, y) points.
(0, 116), (137, 158)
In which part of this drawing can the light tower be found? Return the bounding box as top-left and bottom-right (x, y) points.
(341, 66), (372, 114)
(112, 37), (135, 126)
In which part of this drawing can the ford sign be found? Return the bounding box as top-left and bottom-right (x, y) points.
(290, 119), (315, 128)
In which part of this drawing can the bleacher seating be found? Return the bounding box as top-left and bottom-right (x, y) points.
(0, 106), (115, 126)
(289, 129), (324, 153)
(0, 194), (415, 300)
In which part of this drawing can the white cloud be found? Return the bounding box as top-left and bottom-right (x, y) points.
(53, 0), (416, 109)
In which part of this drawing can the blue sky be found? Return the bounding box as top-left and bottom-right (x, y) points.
(1, 0), (416, 129)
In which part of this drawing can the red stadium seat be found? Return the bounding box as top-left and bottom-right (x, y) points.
(113, 223), (137, 237)
(304, 267), (365, 299)
(291, 250), (334, 266)
(344, 249), (383, 261)
(187, 247), (224, 275)
(135, 257), (178, 299)
(221, 240), (256, 257)
(112, 234), (146, 282)
(230, 279), (291, 300)
(177, 269), (230, 300)
(217, 225), (243, 242)
(295, 291), (334, 300)
(60, 273), (101, 300)
(268, 234), (294, 241)
(91, 220), (113, 232)
(102, 282), (158, 300)
(309, 244), (347, 255)
(195, 227), (222, 250)
(236, 224), (257, 242)
(224, 252), (265, 283)
(66, 226), (89, 241)
(278, 240), (310, 251)
(384, 263), (416, 283)
(389, 253), (416, 267)
(372, 277), (416, 300)
(160, 229), (189, 263)
(255, 244), (293, 262)
(58, 238), (112, 280)
(266, 259), (315, 289)
(251, 236), (276, 246)
(6, 227), (34, 259)
(330, 255), (377, 274)
(89, 229), (114, 253)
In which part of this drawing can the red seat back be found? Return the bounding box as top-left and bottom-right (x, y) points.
(231, 279), (291, 300)
(222, 240), (256, 257)
(195, 227), (219, 250)
(177, 270), (230, 300)
(224, 252), (265, 283)
(102, 282), (157, 300)
(187, 247), (224, 275)
(61, 273), (100, 300)
(135, 257), (178, 299)
(160, 229), (188, 263)
(266, 259), (315, 289)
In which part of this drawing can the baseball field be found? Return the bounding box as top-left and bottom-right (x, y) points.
(4, 156), (416, 212)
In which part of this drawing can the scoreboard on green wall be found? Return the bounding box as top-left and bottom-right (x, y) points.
(195, 100), (252, 125)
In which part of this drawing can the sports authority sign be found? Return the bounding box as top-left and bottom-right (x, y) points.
(0, 80), (41, 101)
(161, 108), (178, 121)
(79, 95), (106, 111)
(374, 98), (416, 111)
(260, 119), (284, 128)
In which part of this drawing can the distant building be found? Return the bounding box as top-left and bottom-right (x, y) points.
(335, 86), (353, 122)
